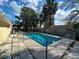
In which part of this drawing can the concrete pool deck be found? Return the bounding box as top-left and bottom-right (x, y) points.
(0, 33), (79, 59)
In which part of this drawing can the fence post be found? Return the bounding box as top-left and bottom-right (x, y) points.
(45, 39), (48, 59)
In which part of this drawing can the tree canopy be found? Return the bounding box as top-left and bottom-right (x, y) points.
(39, 0), (57, 28)
(20, 7), (37, 21)
(20, 6), (38, 31)
(15, 0), (58, 31)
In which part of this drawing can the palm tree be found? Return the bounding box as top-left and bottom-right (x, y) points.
(65, 9), (79, 40)
(39, 0), (57, 29)
(60, 0), (79, 10)
(67, 9), (79, 25)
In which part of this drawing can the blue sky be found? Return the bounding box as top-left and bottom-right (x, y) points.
(54, 0), (79, 25)
(0, 0), (79, 25)
(0, 0), (46, 21)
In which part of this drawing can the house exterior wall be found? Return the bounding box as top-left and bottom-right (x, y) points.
(0, 27), (11, 44)
(0, 13), (12, 44)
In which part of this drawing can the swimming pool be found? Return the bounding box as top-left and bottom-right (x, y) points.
(26, 32), (60, 46)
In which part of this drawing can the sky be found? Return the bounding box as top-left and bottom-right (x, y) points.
(0, 0), (46, 21)
(0, 0), (79, 25)
(55, 0), (79, 25)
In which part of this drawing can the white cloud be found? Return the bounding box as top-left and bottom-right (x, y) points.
(54, 9), (69, 25)
(0, 8), (5, 15)
(21, 0), (45, 13)
(26, 0), (39, 12)
(21, 0), (39, 6)
(0, 0), (8, 5)
(54, 6), (79, 25)
(28, 0), (39, 6)
(10, 1), (21, 13)
(10, 0), (40, 13)
(58, 1), (63, 7)
(26, 4), (37, 12)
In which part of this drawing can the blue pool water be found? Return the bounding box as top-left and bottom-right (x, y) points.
(26, 32), (60, 46)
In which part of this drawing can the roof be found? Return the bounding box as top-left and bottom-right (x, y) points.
(0, 12), (11, 27)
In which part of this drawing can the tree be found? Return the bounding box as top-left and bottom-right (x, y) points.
(66, 9), (79, 40)
(39, 0), (57, 29)
(20, 6), (38, 31)
(73, 10), (79, 40)
(66, 9), (79, 25)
